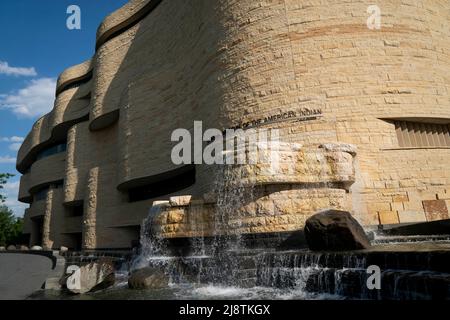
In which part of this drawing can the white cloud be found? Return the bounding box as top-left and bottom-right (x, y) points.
(0, 78), (56, 118)
(1, 180), (28, 217)
(0, 155), (16, 164)
(0, 137), (24, 152)
(9, 143), (22, 151)
(0, 61), (37, 77)
(1, 136), (24, 143)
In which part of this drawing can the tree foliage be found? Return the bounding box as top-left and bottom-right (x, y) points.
(0, 173), (23, 246)
(0, 173), (14, 203)
(0, 206), (24, 246)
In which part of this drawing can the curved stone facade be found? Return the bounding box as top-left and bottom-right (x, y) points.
(18, 0), (450, 249)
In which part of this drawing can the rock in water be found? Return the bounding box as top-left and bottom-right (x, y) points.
(305, 209), (371, 251)
(128, 267), (169, 289)
(66, 259), (115, 294)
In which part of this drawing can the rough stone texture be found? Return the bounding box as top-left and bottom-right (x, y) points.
(319, 143), (357, 156)
(17, 0), (450, 249)
(56, 59), (93, 94)
(231, 142), (356, 188)
(169, 196), (192, 207)
(18, 152), (66, 203)
(42, 189), (54, 250)
(82, 167), (99, 249)
(304, 210), (371, 251)
(378, 210), (400, 225)
(128, 267), (169, 290)
(66, 260), (115, 294)
(422, 200), (449, 222)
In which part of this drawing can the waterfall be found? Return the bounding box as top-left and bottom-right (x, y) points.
(124, 138), (450, 300)
(131, 203), (173, 271)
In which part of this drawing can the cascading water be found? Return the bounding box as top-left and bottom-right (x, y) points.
(207, 163), (256, 284)
(124, 137), (450, 300)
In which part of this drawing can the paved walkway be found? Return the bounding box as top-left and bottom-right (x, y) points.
(0, 252), (54, 300)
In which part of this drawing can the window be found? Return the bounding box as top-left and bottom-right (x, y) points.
(33, 181), (63, 202)
(52, 181), (64, 189)
(34, 187), (49, 202)
(128, 166), (196, 202)
(36, 142), (67, 161)
(68, 204), (84, 217)
(395, 121), (450, 148)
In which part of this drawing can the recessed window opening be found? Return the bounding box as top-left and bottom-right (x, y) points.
(128, 167), (196, 202)
(36, 142), (67, 161)
(395, 120), (450, 148)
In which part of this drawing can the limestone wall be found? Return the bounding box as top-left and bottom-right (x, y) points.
(28, 199), (46, 220)
(17, 59), (92, 172)
(18, 0), (450, 249)
(18, 173), (31, 203)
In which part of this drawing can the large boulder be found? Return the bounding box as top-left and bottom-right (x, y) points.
(66, 259), (115, 294)
(31, 245), (43, 251)
(6, 245), (16, 251)
(128, 267), (169, 290)
(305, 209), (371, 251)
(18, 245), (29, 251)
(0, 246), (5, 251)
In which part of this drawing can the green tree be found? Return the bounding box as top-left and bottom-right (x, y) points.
(0, 173), (14, 203)
(0, 173), (23, 246)
(0, 205), (24, 246)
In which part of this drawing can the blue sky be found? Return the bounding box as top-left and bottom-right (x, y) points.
(0, 0), (128, 216)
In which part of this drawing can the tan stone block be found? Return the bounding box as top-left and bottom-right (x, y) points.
(437, 191), (449, 200)
(406, 190), (418, 199)
(256, 200), (275, 215)
(169, 196), (192, 206)
(392, 195), (409, 202)
(371, 202), (391, 212)
(390, 202), (404, 211)
(167, 209), (186, 224)
(398, 211), (426, 224)
(385, 181), (400, 189)
(403, 201), (424, 211)
(153, 200), (170, 207)
(274, 200), (294, 215)
(378, 211), (399, 225)
(399, 180), (416, 188)
(419, 192), (438, 201)
(373, 181), (385, 189)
